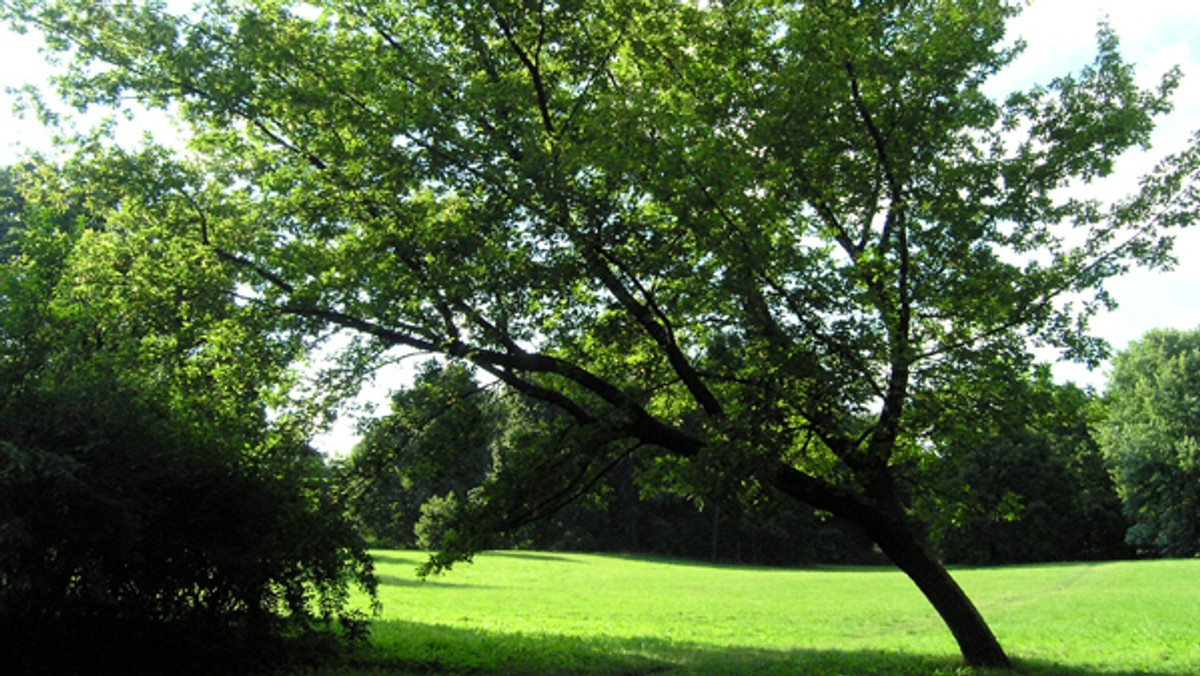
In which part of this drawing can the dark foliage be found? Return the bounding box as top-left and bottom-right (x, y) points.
(0, 377), (376, 674)
(0, 166), (376, 673)
(930, 430), (1129, 565)
(911, 370), (1131, 566)
(336, 362), (881, 567)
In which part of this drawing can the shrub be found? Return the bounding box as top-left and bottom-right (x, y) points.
(0, 378), (377, 673)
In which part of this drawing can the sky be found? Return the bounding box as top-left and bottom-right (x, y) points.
(990, 0), (1200, 385)
(998, 0), (1200, 386)
(2, 0), (1199, 452)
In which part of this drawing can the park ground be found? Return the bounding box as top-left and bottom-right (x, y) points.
(312, 551), (1200, 674)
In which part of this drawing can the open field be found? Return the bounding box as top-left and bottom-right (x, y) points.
(328, 552), (1200, 674)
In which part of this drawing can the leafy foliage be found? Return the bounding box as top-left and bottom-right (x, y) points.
(915, 371), (1129, 565)
(1099, 328), (1200, 557)
(927, 430), (1128, 565)
(0, 161), (376, 671)
(335, 361), (498, 548)
(337, 361), (878, 565)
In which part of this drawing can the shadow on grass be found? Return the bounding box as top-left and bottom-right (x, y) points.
(371, 552), (425, 567)
(946, 560), (1113, 573)
(596, 552), (902, 575)
(311, 620), (1154, 676)
(371, 550), (585, 569)
(486, 550), (586, 563)
(375, 574), (499, 590)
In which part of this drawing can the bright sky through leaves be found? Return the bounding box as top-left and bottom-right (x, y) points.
(1, 0), (1197, 454)
(994, 0), (1200, 387)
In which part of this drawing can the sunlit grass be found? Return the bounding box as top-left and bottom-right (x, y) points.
(325, 552), (1200, 674)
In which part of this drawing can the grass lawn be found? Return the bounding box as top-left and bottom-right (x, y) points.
(325, 552), (1200, 674)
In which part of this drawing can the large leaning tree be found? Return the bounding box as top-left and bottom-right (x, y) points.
(5, 0), (1199, 667)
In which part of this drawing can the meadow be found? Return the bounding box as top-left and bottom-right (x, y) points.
(327, 551), (1200, 674)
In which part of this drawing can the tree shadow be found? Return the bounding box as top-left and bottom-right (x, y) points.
(370, 551), (425, 567)
(486, 550), (586, 563)
(374, 574), (498, 590)
(946, 560), (1113, 573)
(326, 619), (1158, 675)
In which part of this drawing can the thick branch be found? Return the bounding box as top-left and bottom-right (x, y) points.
(492, 7), (555, 135)
(583, 244), (725, 419)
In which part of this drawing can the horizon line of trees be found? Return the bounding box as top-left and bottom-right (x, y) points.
(334, 338), (1200, 568)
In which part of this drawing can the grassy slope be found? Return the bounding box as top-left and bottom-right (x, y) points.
(332, 552), (1199, 675)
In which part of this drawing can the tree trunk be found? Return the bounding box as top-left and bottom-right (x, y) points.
(770, 465), (1011, 669)
(859, 509), (1011, 669)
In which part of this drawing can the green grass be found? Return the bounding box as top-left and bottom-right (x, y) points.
(323, 552), (1200, 674)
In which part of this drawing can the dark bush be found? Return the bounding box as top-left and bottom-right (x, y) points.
(0, 382), (377, 674)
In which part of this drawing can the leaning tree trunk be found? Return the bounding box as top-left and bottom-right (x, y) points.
(771, 465), (1011, 669)
(857, 505), (1011, 669)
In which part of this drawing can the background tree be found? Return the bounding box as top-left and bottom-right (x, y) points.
(0, 156), (376, 672)
(914, 369), (1129, 565)
(5, 0), (1200, 667)
(335, 361), (498, 547)
(338, 360), (879, 564)
(1099, 327), (1200, 557)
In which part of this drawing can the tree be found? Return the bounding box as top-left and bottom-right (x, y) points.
(335, 361), (498, 547)
(338, 360), (879, 564)
(0, 158), (377, 671)
(913, 369), (1128, 565)
(1099, 328), (1200, 557)
(926, 416), (1128, 565)
(4, 0), (1199, 667)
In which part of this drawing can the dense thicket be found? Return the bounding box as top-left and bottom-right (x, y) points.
(911, 371), (1130, 565)
(931, 430), (1128, 565)
(0, 163), (376, 672)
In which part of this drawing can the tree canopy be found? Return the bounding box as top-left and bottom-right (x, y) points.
(3, 0), (1199, 667)
(0, 156), (376, 671)
(1100, 327), (1200, 557)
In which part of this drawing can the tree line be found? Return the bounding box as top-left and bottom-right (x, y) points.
(332, 347), (1199, 569)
